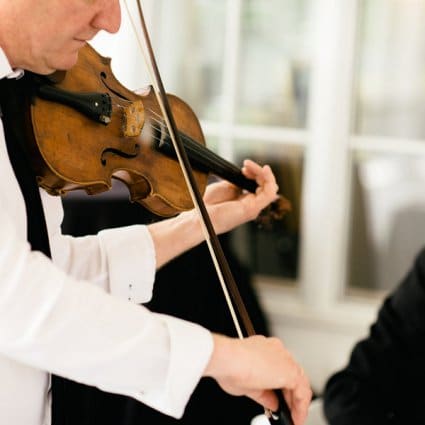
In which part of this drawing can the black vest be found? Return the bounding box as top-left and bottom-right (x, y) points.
(0, 76), (70, 425)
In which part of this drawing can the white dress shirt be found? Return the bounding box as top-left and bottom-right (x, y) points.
(0, 48), (213, 425)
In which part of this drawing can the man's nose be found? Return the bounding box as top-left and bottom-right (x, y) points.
(91, 0), (121, 34)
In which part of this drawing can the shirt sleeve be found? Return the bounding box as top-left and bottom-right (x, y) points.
(0, 203), (214, 418)
(41, 191), (156, 304)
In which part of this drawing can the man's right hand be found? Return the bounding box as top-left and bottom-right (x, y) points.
(204, 334), (312, 425)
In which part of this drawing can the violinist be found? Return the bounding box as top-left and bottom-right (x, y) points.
(0, 1), (312, 425)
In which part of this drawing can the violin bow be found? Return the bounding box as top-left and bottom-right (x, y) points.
(125, 2), (294, 424)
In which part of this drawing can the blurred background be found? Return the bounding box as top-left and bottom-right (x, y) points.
(62, 0), (425, 423)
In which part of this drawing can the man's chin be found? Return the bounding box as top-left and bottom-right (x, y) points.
(41, 51), (79, 75)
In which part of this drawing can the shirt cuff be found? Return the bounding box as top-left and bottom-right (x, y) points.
(129, 314), (214, 418)
(98, 225), (156, 304)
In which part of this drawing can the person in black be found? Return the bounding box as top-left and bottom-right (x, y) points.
(323, 247), (425, 424)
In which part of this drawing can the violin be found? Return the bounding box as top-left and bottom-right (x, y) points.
(25, 43), (290, 222)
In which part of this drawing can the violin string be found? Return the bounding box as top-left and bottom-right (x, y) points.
(107, 89), (243, 185)
(109, 95), (198, 155)
(134, 113), (230, 174)
(107, 88), (207, 155)
(107, 92), (238, 179)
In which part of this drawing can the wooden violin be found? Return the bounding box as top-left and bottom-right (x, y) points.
(24, 43), (289, 222)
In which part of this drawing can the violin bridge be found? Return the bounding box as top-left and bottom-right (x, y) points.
(122, 100), (145, 137)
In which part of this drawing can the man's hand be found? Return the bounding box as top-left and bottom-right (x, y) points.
(204, 334), (312, 425)
(148, 159), (281, 268)
(203, 159), (280, 234)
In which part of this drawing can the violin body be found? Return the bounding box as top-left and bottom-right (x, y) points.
(22, 43), (288, 221)
(30, 44), (208, 216)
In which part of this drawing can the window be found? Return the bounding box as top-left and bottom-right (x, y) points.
(348, 0), (425, 294)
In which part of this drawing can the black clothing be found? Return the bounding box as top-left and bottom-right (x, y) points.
(0, 77), (51, 256)
(0, 76), (71, 425)
(324, 247), (425, 424)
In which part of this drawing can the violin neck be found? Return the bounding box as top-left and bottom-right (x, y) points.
(155, 130), (257, 193)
